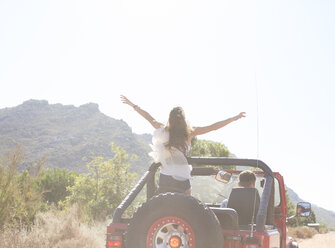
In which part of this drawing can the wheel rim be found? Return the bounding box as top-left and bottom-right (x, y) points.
(146, 216), (195, 248)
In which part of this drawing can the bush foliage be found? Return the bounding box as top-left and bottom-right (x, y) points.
(37, 167), (77, 207)
(190, 137), (231, 157)
(0, 143), (138, 229)
(288, 226), (318, 239)
(0, 145), (43, 229)
(65, 143), (138, 221)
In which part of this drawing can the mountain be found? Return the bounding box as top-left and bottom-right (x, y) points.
(0, 99), (152, 173)
(287, 187), (335, 229)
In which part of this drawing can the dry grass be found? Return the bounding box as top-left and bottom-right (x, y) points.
(288, 226), (318, 239)
(0, 205), (106, 248)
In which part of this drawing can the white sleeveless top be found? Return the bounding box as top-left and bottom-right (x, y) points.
(149, 127), (192, 181)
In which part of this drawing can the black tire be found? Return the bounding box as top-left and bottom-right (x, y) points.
(125, 193), (223, 248)
(289, 241), (299, 248)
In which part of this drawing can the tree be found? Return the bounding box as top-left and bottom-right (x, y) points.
(0, 145), (43, 228)
(189, 137), (231, 157)
(286, 190), (296, 218)
(65, 143), (138, 221)
(37, 167), (77, 207)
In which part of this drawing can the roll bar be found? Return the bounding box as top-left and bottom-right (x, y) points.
(112, 157), (274, 232)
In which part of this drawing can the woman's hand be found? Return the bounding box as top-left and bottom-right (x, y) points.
(120, 95), (163, 129)
(120, 95), (136, 108)
(235, 112), (246, 120)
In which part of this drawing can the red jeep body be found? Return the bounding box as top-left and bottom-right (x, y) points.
(220, 172), (289, 248)
(106, 157), (300, 248)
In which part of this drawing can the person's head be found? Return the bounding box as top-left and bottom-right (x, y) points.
(238, 170), (256, 188)
(166, 107), (191, 154)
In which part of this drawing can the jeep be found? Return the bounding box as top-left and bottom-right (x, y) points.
(106, 157), (310, 248)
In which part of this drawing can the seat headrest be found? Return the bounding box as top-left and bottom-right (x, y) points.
(227, 188), (260, 225)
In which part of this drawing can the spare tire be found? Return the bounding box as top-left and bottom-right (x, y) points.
(125, 193), (223, 248)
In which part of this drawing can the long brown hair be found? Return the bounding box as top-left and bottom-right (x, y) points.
(165, 107), (192, 154)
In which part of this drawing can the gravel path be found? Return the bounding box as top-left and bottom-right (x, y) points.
(298, 232), (335, 248)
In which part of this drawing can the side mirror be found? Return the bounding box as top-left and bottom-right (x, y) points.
(296, 202), (311, 217)
(215, 170), (232, 184)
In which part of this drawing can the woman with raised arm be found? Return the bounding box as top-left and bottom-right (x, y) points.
(121, 95), (245, 195)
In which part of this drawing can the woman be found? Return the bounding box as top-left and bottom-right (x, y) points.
(121, 95), (245, 195)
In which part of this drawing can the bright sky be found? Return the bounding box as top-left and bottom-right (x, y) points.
(1, 0), (334, 212)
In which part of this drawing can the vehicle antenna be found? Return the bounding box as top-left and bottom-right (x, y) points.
(250, 72), (260, 237)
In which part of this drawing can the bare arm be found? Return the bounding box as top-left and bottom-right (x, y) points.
(120, 95), (163, 129)
(190, 112), (246, 138)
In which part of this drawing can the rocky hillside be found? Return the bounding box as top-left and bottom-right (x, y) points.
(0, 100), (152, 173)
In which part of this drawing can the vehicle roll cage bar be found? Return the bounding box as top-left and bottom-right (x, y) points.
(112, 157), (274, 232)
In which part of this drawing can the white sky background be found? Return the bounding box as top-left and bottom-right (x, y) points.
(1, 0), (335, 212)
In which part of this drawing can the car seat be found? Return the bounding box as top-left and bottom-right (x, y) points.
(227, 188), (260, 226)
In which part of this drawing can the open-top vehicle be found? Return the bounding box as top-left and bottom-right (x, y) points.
(106, 157), (310, 248)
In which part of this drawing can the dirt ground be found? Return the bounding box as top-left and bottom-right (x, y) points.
(298, 232), (335, 248)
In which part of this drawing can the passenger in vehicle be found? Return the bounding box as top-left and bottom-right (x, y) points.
(121, 95), (245, 195)
(221, 170), (257, 207)
(221, 170), (260, 225)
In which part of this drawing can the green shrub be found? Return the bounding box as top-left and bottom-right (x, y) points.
(0, 145), (43, 229)
(65, 143), (138, 222)
(37, 167), (77, 207)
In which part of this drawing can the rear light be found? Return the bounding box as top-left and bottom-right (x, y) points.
(108, 241), (122, 247)
(243, 236), (260, 248)
(107, 235), (122, 248)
